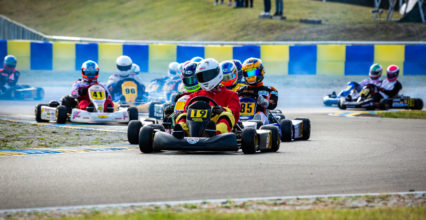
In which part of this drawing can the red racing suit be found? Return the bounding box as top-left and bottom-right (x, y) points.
(0, 68), (20, 92)
(177, 86), (240, 135)
(71, 79), (113, 110)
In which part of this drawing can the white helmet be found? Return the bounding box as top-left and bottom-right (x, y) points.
(195, 58), (222, 91)
(131, 63), (140, 74)
(116, 55), (133, 75)
(168, 62), (179, 77)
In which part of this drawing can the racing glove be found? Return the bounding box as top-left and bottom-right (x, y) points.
(257, 95), (269, 108)
(212, 106), (224, 115)
(78, 87), (88, 96)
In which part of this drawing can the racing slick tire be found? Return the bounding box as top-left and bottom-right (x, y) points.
(56, 105), (68, 124)
(241, 128), (257, 154)
(139, 125), (155, 153)
(128, 120), (142, 144)
(251, 120), (263, 129)
(338, 97), (346, 110)
(259, 125), (280, 152)
(127, 107), (139, 121)
(34, 88), (44, 101)
(295, 118), (311, 140)
(379, 99), (390, 110)
(280, 119), (293, 142)
(35, 104), (49, 123)
(149, 124), (166, 132)
(413, 99), (423, 110)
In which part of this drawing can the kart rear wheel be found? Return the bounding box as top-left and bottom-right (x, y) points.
(35, 104), (49, 123)
(379, 99), (390, 110)
(295, 118), (311, 140)
(128, 120), (142, 144)
(338, 97), (346, 110)
(414, 99), (423, 110)
(149, 124), (165, 132)
(56, 105), (68, 124)
(139, 126), (155, 153)
(260, 125), (280, 152)
(241, 128), (257, 154)
(34, 88), (44, 101)
(127, 107), (139, 121)
(280, 119), (292, 142)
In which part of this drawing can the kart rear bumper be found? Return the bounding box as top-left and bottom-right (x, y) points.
(153, 132), (239, 151)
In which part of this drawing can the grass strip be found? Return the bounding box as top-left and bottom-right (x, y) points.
(379, 110), (426, 119)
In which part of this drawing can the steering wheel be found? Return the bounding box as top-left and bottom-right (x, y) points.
(185, 96), (219, 111)
(239, 92), (258, 100)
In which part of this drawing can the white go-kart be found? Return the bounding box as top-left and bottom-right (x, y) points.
(35, 84), (138, 124)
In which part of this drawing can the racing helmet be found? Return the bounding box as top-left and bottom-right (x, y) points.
(3, 55), (17, 69)
(81, 60), (99, 82)
(369, 63), (382, 80)
(233, 59), (243, 82)
(182, 62), (201, 92)
(220, 60), (238, 87)
(168, 62), (179, 77)
(386, 65), (400, 82)
(242, 58), (264, 85)
(190, 56), (203, 63)
(195, 58), (223, 91)
(131, 63), (140, 74)
(116, 55), (133, 74)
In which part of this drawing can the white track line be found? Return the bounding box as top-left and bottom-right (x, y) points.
(1, 191), (424, 214)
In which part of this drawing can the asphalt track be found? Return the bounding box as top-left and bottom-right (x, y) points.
(0, 104), (425, 210)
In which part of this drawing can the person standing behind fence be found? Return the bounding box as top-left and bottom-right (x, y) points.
(244, 0), (253, 8)
(274, 0), (285, 19)
(214, 0), (233, 6)
(259, 0), (272, 18)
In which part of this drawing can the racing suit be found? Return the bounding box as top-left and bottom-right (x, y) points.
(225, 82), (246, 92)
(71, 79), (113, 111)
(0, 68), (20, 94)
(106, 71), (146, 102)
(176, 86), (241, 135)
(378, 79), (402, 99)
(237, 82), (278, 124)
(163, 76), (181, 102)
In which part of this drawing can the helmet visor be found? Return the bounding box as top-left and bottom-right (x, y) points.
(244, 68), (260, 77)
(196, 68), (218, 83)
(222, 72), (236, 81)
(117, 64), (132, 71)
(85, 71), (97, 79)
(183, 76), (198, 86)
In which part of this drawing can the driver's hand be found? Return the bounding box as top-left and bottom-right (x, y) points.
(257, 95), (269, 108)
(212, 106), (224, 115)
(78, 87), (88, 96)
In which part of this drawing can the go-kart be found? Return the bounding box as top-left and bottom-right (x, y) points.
(35, 84), (138, 124)
(238, 93), (310, 143)
(323, 81), (360, 107)
(128, 96), (281, 154)
(338, 84), (424, 110)
(0, 84), (44, 100)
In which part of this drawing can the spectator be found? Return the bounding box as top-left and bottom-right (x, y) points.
(274, 0), (285, 19)
(214, 0), (223, 6)
(244, 0), (253, 8)
(259, 0), (272, 18)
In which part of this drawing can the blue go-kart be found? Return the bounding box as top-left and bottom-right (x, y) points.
(323, 81), (361, 107)
(238, 93), (310, 142)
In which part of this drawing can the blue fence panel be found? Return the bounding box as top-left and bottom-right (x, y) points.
(30, 42), (52, 70)
(75, 43), (98, 71)
(233, 45), (260, 63)
(177, 45), (204, 63)
(344, 45), (374, 75)
(289, 45), (317, 75)
(404, 45), (426, 75)
(123, 44), (149, 73)
(0, 40), (6, 64)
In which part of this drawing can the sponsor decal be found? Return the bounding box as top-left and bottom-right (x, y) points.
(187, 137), (200, 144)
(98, 115), (108, 119)
(72, 111), (80, 119)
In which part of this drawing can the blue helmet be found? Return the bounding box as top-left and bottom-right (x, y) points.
(191, 56), (203, 63)
(233, 59), (243, 82)
(182, 62), (201, 93)
(81, 60), (99, 81)
(4, 55), (17, 68)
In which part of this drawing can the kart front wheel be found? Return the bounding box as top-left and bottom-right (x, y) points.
(280, 119), (293, 142)
(34, 88), (44, 101)
(128, 120), (142, 144)
(413, 99), (423, 110)
(295, 118), (311, 140)
(127, 107), (139, 121)
(139, 126), (155, 153)
(35, 104), (49, 123)
(241, 128), (257, 154)
(260, 125), (280, 152)
(338, 97), (346, 110)
(56, 105), (68, 124)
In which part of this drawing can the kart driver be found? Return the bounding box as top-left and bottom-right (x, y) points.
(233, 59), (244, 83)
(377, 65), (402, 100)
(106, 55), (146, 103)
(174, 58), (241, 138)
(359, 63), (383, 88)
(237, 58), (278, 124)
(220, 60), (246, 92)
(62, 60), (114, 113)
(0, 55), (20, 95)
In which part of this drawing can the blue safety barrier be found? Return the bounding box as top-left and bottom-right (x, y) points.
(344, 45), (374, 75)
(123, 44), (149, 72)
(404, 45), (426, 75)
(289, 45), (317, 75)
(232, 45), (261, 63)
(30, 42), (52, 70)
(177, 45), (204, 63)
(75, 43), (98, 71)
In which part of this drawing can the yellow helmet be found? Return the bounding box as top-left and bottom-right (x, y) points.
(242, 58), (264, 85)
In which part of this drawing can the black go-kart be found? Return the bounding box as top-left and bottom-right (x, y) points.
(127, 96), (281, 154)
(0, 85), (44, 100)
(338, 84), (423, 110)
